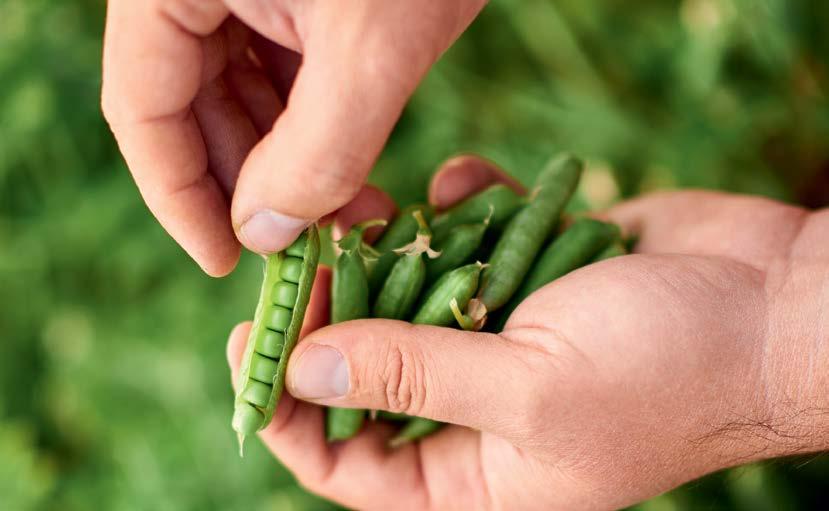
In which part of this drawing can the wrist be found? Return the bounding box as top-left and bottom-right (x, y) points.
(763, 209), (829, 456)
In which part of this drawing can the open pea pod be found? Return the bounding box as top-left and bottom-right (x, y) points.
(232, 225), (320, 456)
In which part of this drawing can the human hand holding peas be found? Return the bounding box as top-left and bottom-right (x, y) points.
(227, 155), (829, 510)
(101, 0), (485, 276)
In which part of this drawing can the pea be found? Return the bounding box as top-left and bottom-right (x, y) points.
(326, 220), (383, 442)
(412, 262), (484, 327)
(476, 154), (583, 315)
(389, 417), (443, 448)
(425, 220), (488, 284)
(285, 235), (306, 258)
(265, 306), (293, 332)
(279, 256), (304, 283)
(249, 353), (279, 383)
(232, 402), (264, 438)
(368, 205), (434, 296)
(255, 330), (284, 359)
(430, 184), (523, 242)
(232, 226), (320, 456)
(241, 380), (273, 408)
(373, 210), (438, 320)
(271, 282), (298, 308)
(490, 218), (620, 331)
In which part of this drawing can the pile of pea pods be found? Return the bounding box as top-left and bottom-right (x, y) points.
(232, 153), (627, 454)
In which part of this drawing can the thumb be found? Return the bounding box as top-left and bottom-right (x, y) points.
(231, 36), (423, 254)
(285, 319), (534, 432)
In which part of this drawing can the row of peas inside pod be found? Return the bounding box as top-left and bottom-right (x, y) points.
(232, 153), (630, 454)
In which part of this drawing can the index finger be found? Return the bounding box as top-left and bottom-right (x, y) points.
(102, 1), (239, 276)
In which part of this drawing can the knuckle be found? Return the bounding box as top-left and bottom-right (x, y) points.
(381, 344), (428, 416)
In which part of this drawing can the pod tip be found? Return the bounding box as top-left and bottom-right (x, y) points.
(237, 433), (246, 458)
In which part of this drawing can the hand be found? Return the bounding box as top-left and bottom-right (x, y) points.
(101, 0), (485, 276)
(227, 155), (829, 510)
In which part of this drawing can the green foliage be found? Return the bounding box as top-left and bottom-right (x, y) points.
(0, 0), (826, 510)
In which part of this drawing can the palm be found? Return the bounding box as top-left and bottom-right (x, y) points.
(408, 191), (809, 509)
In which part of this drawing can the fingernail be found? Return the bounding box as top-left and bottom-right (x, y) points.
(240, 210), (310, 254)
(291, 345), (349, 399)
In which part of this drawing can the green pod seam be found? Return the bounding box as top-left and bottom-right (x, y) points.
(430, 184), (524, 242)
(412, 262), (485, 327)
(492, 218), (620, 332)
(477, 153), (583, 315)
(425, 220), (489, 284)
(389, 417), (444, 448)
(326, 221), (382, 441)
(232, 225), (320, 456)
(368, 204), (434, 296)
(372, 211), (438, 320)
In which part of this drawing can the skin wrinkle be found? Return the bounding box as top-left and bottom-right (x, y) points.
(476, 434), (494, 511)
(416, 444), (434, 511)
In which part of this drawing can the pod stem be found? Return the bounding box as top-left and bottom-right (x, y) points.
(338, 219), (387, 259)
(393, 210), (440, 259)
(450, 298), (476, 331)
(463, 298), (488, 332)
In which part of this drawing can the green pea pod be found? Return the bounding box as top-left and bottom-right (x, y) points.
(430, 184), (524, 242)
(425, 219), (489, 284)
(491, 218), (620, 332)
(389, 417), (444, 448)
(368, 204), (434, 296)
(475, 154), (583, 319)
(592, 240), (627, 262)
(232, 226), (320, 456)
(326, 221), (385, 442)
(373, 211), (439, 320)
(326, 408), (367, 442)
(412, 262), (485, 327)
(375, 410), (410, 422)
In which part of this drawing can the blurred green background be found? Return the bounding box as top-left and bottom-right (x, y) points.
(1, 0), (828, 509)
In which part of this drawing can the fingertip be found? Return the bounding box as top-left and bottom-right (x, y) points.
(198, 243), (242, 277)
(428, 154), (525, 209)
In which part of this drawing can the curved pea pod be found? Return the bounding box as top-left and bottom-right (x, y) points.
(368, 204), (434, 296)
(232, 226), (320, 456)
(389, 417), (444, 448)
(330, 220), (383, 324)
(475, 154), (583, 317)
(425, 217), (489, 284)
(326, 220), (383, 442)
(592, 240), (627, 262)
(373, 211), (439, 320)
(412, 262), (485, 327)
(490, 218), (620, 332)
(430, 184), (524, 242)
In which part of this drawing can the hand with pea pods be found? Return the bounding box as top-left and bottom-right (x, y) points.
(101, 0), (486, 276)
(226, 154), (829, 510)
